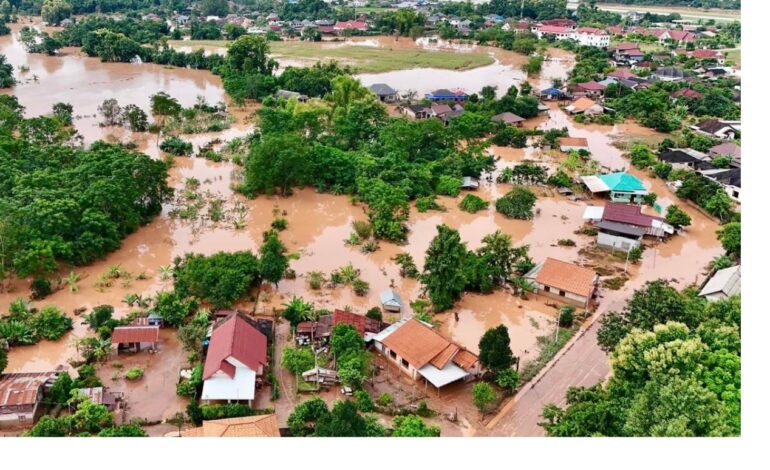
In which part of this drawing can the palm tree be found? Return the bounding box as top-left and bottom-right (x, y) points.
(64, 271), (82, 293)
(123, 293), (139, 307)
(511, 277), (535, 299)
(281, 296), (314, 327)
(158, 265), (174, 281)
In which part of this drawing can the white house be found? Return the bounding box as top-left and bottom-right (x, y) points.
(202, 313), (268, 404)
(596, 220), (645, 252)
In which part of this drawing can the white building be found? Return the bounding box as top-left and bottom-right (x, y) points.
(699, 265), (740, 301)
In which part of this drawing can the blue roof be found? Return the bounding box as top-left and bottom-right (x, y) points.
(541, 87), (565, 96)
(598, 172), (646, 192)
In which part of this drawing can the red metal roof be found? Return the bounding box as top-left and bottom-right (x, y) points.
(538, 25), (571, 34)
(332, 310), (366, 336)
(111, 325), (159, 344)
(608, 69), (637, 79)
(0, 371), (58, 408)
(576, 81), (605, 91)
(671, 88), (703, 99)
(602, 202), (659, 227)
(203, 313), (267, 380)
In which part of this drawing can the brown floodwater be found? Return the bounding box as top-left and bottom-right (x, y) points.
(0, 23), (724, 429)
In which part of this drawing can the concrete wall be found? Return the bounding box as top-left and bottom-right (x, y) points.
(597, 231), (641, 252)
(535, 282), (591, 308)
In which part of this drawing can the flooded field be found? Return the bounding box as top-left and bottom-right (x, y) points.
(0, 23), (724, 433)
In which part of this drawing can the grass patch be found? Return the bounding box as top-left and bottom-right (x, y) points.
(169, 40), (495, 73)
(724, 48), (741, 65)
(519, 325), (580, 384)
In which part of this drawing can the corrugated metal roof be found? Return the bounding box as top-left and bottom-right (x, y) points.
(203, 312), (268, 380)
(597, 220), (646, 237)
(0, 371), (58, 408)
(699, 265), (741, 297)
(111, 326), (160, 344)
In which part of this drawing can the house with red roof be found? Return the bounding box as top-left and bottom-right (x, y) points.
(607, 26), (624, 36)
(334, 20), (367, 32)
(571, 80), (606, 98)
(658, 29), (696, 45)
(671, 88), (704, 100)
(202, 312), (268, 404)
(608, 68), (638, 80)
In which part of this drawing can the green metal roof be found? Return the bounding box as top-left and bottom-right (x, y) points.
(598, 172), (646, 192)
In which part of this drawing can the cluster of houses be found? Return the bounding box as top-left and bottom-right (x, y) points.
(659, 131), (741, 202)
(582, 199), (676, 253)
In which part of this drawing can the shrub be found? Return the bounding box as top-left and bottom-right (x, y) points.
(351, 220), (372, 240)
(496, 188), (537, 219)
(394, 253), (419, 278)
(200, 403), (260, 420)
(415, 195), (443, 213)
(271, 218), (288, 231)
(415, 400), (434, 418)
(459, 194), (489, 213)
(628, 246), (643, 263)
(653, 162), (673, 179)
(31, 306), (73, 341)
(352, 278), (370, 296)
(125, 368), (144, 380)
(377, 393), (393, 408)
(355, 390), (374, 412)
(307, 271), (325, 290)
(160, 137), (193, 156)
(558, 306), (575, 327)
(365, 307), (382, 321)
(435, 175), (461, 197)
(30, 278), (52, 299)
(574, 226), (598, 236)
(557, 239), (576, 247)
(547, 170), (572, 188)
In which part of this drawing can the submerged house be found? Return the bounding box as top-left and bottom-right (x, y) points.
(565, 97), (604, 115)
(595, 220), (645, 252)
(201, 312), (268, 404)
(699, 265), (740, 301)
(0, 370), (61, 426)
(583, 202), (674, 238)
(380, 289), (403, 313)
(372, 319), (480, 392)
(491, 112), (526, 127)
(558, 136), (590, 152)
(426, 89), (469, 102)
(525, 258), (599, 309)
(580, 172), (648, 203)
(111, 325), (160, 353)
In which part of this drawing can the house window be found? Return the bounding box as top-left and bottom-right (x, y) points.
(559, 290), (566, 297)
(389, 350), (397, 360)
(544, 285), (551, 293)
(401, 358), (410, 369)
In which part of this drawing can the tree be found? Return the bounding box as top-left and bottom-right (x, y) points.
(52, 102), (73, 126)
(41, 0), (71, 26)
(282, 296), (314, 327)
(314, 399), (382, 437)
(287, 396), (329, 436)
(391, 415), (440, 437)
(421, 225), (468, 311)
(226, 35), (277, 76)
(629, 143), (656, 169)
(496, 368), (520, 394)
(259, 230), (288, 287)
(201, 0), (229, 17)
(85, 305), (113, 330)
(717, 222), (740, 257)
(153, 291), (198, 327)
(98, 98), (122, 126)
(331, 323), (364, 360)
(0, 54), (14, 88)
(665, 204), (692, 229)
(173, 251), (261, 309)
(150, 92), (181, 124)
(472, 382), (497, 415)
(122, 104), (148, 132)
(597, 279), (703, 352)
(496, 187), (537, 219)
(24, 415), (67, 437)
(242, 133), (311, 196)
(97, 424), (147, 437)
(281, 347), (315, 376)
(30, 306), (73, 340)
(478, 325), (515, 374)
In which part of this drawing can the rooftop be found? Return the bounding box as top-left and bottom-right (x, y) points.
(529, 258), (597, 298)
(0, 371), (59, 408)
(699, 265), (740, 298)
(111, 325), (159, 345)
(203, 312), (268, 380)
(180, 414), (280, 437)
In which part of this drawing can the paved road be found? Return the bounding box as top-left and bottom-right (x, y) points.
(485, 317), (610, 436)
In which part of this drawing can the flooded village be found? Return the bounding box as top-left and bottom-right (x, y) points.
(0, 1), (741, 440)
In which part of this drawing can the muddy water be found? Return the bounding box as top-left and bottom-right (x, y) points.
(354, 36), (572, 96)
(0, 24), (230, 143)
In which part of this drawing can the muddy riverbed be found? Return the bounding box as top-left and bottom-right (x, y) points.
(0, 23), (724, 432)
